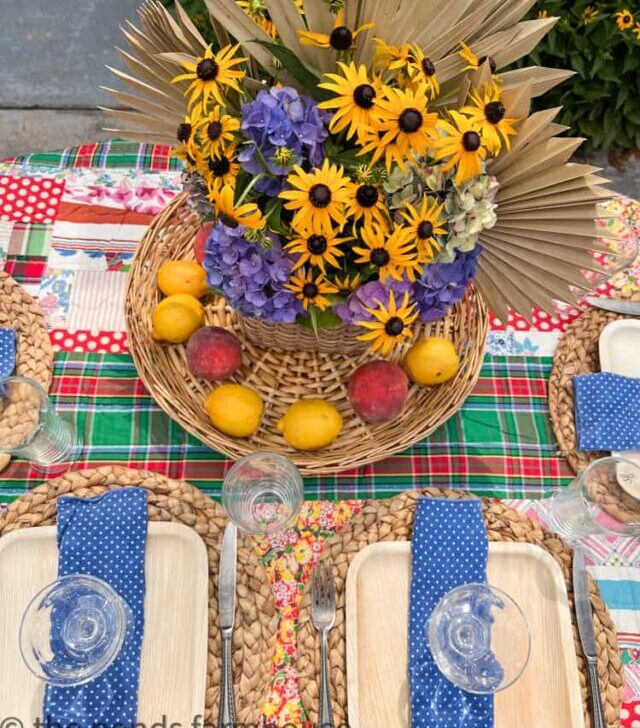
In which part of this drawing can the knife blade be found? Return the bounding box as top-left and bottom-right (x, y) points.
(573, 546), (606, 728)
(218, 522), (237, 630)
(586, 296), (640, 316)
(217, 523), (237, 728)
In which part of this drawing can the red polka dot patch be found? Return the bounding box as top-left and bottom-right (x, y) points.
(0, 175), (65, 224)
(489, 306), (582, 333)
(49, 329), (129, 354)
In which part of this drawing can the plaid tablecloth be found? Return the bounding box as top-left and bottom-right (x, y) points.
(2, 139), (640, 726)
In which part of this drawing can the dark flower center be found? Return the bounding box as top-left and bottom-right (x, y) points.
(421, 58), (436, 77)
(302, 282), (319, 299)
(196, 58), (219, 81)
(399, 108), (423, 133)
(384, 316), (404, 336)
(353, 84), (376, 109)
(462, 131), (481, 152)
(356, 185), (378, 208)
(207, 121), (223, 140)
(329, 26), (353, 50)
(478, 55), (496, 74)
(264, 9), (272, 20)
(484, 101), (505, 124)
(219, 213), (238, 229)
(417, 220), (433, 239)
(624, 13), (631, 21)
(309, 183), (332, 208)
(176, 122), (192, 142)
(209, 155), (231, 176)
(307, 234), (327, 255)
(370, 248), (390, 267)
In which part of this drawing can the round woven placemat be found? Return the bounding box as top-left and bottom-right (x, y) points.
(0, 466), (276, 724)
(296, 490), (623, 728)
(0, 271), (54, 471)
(125, 194), (489, 475)
(549, 308), (628, 474)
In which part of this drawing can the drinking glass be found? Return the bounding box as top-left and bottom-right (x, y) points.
(548, 456), (640, 540)
(19, 574), (133, 687)
(0, 376), (82, 472)
(427, 583), (530, 695)
(222, 452), (303, 535)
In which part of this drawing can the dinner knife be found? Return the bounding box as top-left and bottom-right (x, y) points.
(573, 546), (605, 728)
(586, 295), (640, 316)
(218, 523), (237, 728)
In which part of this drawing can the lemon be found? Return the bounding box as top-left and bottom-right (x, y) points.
(204, 384), (263, 438)
(277, 399), (343, 451)
(157, 260), (209, 299)
(151, 300), (203, 343)
(404, 336), (459, 385)
(156, 293), (205, 321)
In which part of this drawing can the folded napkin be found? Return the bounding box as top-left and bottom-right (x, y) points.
(0, 328), (15, 380)
(574, 372), (640, 451)
(409, 498), (493, 727)
(45, 488), (148, 726)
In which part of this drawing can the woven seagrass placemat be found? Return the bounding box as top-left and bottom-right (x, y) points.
(0, 466), (276, 724)
(296, 490), (623, 728)
(549, 308), (628, 474)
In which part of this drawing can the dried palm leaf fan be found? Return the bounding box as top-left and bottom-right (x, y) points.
(103, 0), (612, 320)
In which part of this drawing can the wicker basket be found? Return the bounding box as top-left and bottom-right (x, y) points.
(125, 193), (489, 474)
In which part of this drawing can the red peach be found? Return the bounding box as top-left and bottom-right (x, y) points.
(348, 360), (409, 424)
(186, 326), (242, 381)
(194, 222), (213, 265)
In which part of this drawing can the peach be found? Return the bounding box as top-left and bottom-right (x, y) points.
(348, 360), (408, 424)
(186, 326), (242, 381)
(194, 222), (213, 265)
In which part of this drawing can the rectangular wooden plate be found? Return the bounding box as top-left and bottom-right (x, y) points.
(346, 541), (584, 728)
(599, 318), (640, 470)
(0, 522), (209, 721)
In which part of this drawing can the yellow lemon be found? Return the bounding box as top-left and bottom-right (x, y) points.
(151, 300), (203, 343)
(404, 336), (459, 385)
(277, 399), (343, 451)
(156, 293), (205, 321)
(204, 384), (263, 438)
(157, 260), (209, 299)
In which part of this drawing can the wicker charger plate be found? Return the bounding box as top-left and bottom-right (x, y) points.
(125, 194), (489, 475)
(0, 466), (276, 724)
(296, 490), (623, 728)
(549, 308), (629, 474)
(0, 271), (54, 471)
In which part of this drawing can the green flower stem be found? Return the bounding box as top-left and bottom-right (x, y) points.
(236, 173), (268, 205)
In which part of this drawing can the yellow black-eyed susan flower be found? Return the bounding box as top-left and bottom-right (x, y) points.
(210, 185), (265, 230)
(195, 106), (240, 158)
(332, 272), (362, 296)
(582, 6), (599, 24)
(403, 43), (440, 99)
(279, 159), (351, 235)
(173, 113), (200, 169)
(299, 9), (374, 51)
(345, 181), (389, 228)
(318, 62), (380, 141)
(199, 143), (240, 194)
(172, 44), (246, 111)
(285, 227), (349, 272)
(616, 9), (635, 29)
(237, 0), (277, 37)
(432, 111), (487, 186)
(352, 221), (415, 282)
(359, 84), (438, 171)
(400, 196), (445, 262)
(357, 290), (418, 354)
(634, 21), (640, 39)
(285, 269), (338, 310)
(460, 82), (518, 153)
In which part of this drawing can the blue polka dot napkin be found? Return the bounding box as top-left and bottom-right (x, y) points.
(409, 498), (493, 726)
(0, 328), (16, 380)
(45, 488), (148, 726)
(574, 372), (640, 451)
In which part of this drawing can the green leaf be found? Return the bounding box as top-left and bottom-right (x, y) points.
(253, 40), (331, 101)
(296, 306), (343, 331)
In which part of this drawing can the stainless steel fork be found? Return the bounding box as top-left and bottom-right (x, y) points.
(311, 560), (336, 728)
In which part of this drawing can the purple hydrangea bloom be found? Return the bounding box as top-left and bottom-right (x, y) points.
(238, 86), (330, 196)
(412, 247), (481, 322)
(202, 221), (304, 323)
(334, 278), (413, 325)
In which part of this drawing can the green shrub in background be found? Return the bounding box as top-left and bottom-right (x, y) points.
(523, 2), (640, 151)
